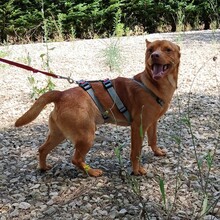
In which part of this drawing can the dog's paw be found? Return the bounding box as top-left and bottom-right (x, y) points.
(132, 166), (147, 176)
(88, 168), (103, 177)
(39, 164), (52, 171)
(153, 147), (166, 156)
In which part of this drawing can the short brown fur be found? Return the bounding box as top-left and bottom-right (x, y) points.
(15, 40), (181, 177)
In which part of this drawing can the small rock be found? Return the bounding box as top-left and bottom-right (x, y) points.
(204, 215), (219, 220)
(19, 202), (31, 210)
(93, 206), (101, 215)
(191, 181), (201, 189)
(102, 195), (110, 199)
(109, 210), (119, 219)
(43, 206), (56, 215)
(12, 203), (19, 207)
(30, 210), (37, 217)
(49, 191), (58, 197)
(9, 208), (19, 217)
(119, 208), (127, 215)
(46, 199), (54, 205)
(189, 174), (198, 181)
(75, 200), (83, 206)
(83, 203), (93, 211)
(10, 177), (20, 183)
(83, 213), (92, 220)
(73, 213), (82, 219)
(146, 172), (154, 178)
(213, 207), (220, 216)
(30, 183), (40, 189)
(99, 210), (108, 215)
(83, 195), (89, 201)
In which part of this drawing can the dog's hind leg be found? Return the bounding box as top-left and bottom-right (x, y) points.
(71, 126), (103, 177)
(38, 114), (65, 170)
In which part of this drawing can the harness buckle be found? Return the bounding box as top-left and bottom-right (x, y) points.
(119, 106), (127, 113)
(78, 80), (92, 91)
(102, 78), (113, 89)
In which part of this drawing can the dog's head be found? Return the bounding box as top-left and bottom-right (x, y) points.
(145, 40), (180, 81)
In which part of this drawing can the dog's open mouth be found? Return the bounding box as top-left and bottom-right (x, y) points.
(151, 64), (170, 80)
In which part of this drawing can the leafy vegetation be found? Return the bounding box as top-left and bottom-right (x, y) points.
(0, 0), (219, 43)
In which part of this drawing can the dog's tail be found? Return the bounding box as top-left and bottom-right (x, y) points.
(15, 90), (61, 127)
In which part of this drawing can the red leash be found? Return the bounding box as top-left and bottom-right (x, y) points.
(0, 57), (75, 83)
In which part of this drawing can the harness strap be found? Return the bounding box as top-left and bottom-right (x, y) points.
(78, 80), (109, 120)
(102, 79), (131, 123)
(132, 79), (164, 107)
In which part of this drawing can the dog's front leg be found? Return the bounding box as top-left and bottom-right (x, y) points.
(147, 122), (166, 156)
(130, 123), (147, 175)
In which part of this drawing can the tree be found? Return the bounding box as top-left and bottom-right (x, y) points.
(0, 0), (18, 42)
(192, 0), (220, 30)
(0, 0), (219, 43)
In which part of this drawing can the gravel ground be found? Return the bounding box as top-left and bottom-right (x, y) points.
(0, 30), (220, 220)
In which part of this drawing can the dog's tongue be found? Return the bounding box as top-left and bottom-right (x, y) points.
(152, 64), (164, 80)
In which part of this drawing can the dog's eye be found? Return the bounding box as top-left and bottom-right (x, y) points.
(148, 48), (153, 53)
(165, 48), (172, 52)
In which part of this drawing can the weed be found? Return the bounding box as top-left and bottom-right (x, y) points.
(180, 51), (219, 218)
(114, 141), (150, 219)
(102, 38), (123, 73)
(27, 0), (55, 99)
(50, 12), (66, 41)
(114, 143), (125, 167)
(70, 26), (76, 41)
(113, 8), (125, 37)
(113, 105), (150, 219)
(28, 75), (55, 99)
(181, 114), (219, 218)
(40, 47), (55, 72)
(0, 50), (10, 68)
(159, 176), (166, 210)
(0, 50), (9, 58)
(26, 52), (31, 66)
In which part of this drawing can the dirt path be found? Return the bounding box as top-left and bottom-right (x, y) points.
(0, 30), (220, 219)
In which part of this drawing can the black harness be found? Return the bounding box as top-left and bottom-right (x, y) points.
(78, 78), (164, 124)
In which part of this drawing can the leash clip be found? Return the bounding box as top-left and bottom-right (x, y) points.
(57, 75), (75, 84)
(67, 77), (75, 84)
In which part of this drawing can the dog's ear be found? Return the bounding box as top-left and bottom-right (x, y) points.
(176, 44), (180, 51)
(174, 44), (181, 57)
(145, 39), (151, 47)
(173, 43), (180, 51)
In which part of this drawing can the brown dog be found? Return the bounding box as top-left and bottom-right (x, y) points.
(15, 39), (180, 177)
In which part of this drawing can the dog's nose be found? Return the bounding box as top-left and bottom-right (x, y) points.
(151, 51), (160, 59)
